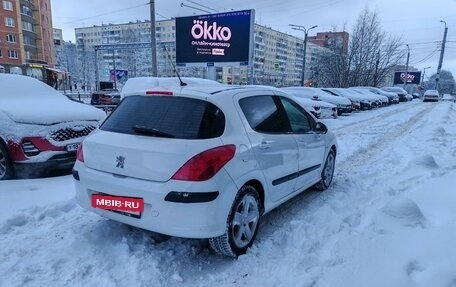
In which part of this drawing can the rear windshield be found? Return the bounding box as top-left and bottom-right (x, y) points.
(101, 95), (225, 139)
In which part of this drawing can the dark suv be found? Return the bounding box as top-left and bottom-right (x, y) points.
(90, 89), (121, 105)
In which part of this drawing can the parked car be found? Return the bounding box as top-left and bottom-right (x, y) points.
(322, 88), (372, 110)
(423, 90), (440, 102)
(349, 87), (389, 107)
(285, 90), (338, 118)
(381, 87), (410, 102)
(442, 94), (455, 102)
(74, 78), (337, 257)
(90, 89), (121, 105)
(282, 87), (352, 115)
(355, 86), (399, 104)
(0, 74), (106, 180)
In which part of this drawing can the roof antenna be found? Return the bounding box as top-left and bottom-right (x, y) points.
(163, 46), (187, 86)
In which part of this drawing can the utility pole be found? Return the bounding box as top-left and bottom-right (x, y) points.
(94, 48), (99, 90)
(435, 20), (448, 90)
(112, 49), (117, 90)
(403, 44), (410, 90)
(149, 0), (157, 77)
(289, 24), (318, 86)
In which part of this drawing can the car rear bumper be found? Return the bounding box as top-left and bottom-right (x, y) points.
(73, 162), (237, 239)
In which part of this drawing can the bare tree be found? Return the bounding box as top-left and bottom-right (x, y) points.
(317, 7), (404, 88)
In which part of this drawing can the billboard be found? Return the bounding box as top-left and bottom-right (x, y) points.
(109, 69), (128, 83)
(393, 71), (422, 85)
(176, 10), (255, 65)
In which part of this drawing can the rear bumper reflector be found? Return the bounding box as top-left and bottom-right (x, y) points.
(164, 191), (219, 203)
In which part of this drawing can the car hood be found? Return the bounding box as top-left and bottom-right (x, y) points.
(1, 98), (106, 125)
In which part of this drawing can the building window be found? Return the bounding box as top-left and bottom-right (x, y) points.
(0, 49), (2, 58)
(23, 35), (35, 46)
(3, 1), (13, 11)
(6, 34), (16, 43)
(22, 20), (33, 32)
(4, 17), (15, 27)
(8, 50), (18, 59)
(21, 5), (33, 16)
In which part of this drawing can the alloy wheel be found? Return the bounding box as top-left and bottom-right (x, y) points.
(323, 152), (335, 187)
(230, 194), (260, 249)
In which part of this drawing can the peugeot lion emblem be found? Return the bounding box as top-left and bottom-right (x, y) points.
(116, 156), (125, 169)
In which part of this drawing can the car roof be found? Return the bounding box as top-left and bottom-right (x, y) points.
(120, 77), (286, 102)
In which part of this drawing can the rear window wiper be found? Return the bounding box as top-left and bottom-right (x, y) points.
(132, 125), (175, 138)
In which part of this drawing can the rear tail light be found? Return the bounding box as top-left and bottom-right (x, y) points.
(172, 145), (236, 181)
(76, 142), (84, 162)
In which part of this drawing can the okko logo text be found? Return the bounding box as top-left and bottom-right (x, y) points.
(191, 20), (232, 41)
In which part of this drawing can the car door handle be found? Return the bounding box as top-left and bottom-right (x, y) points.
(259, 141), (272, 149)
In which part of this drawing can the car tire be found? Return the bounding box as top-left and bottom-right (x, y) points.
(209, 185), (261, 257)
(314, 149), (336, 191)
(0, 141), (14, 180)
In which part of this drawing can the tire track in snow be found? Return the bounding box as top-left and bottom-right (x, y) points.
(331, 102), (424, 137)
(336, 103), (435, 175)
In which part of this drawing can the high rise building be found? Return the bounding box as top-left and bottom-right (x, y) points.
(0, 0), (56, 83)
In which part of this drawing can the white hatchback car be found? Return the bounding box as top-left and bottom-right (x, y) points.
(423, 90), (440, 102)
(73, 78), (337, 257)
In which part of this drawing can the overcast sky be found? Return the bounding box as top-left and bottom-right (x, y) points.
(51, 0), (456, 78)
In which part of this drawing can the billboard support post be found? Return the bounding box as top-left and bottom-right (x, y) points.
(207, 66), (216, 81)
(248, 10), (255, 85)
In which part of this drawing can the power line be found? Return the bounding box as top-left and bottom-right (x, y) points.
(410, 48), (440, 66)
(185, 0), (218, 12)
(58, 3), (149, 25)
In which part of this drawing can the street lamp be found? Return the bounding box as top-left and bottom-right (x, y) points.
(421, 66), (431, 86)
(289, 24), (318, 86)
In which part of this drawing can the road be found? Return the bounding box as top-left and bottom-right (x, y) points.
(1, 101), (455, 287)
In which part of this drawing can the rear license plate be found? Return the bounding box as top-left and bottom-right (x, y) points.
(66, 143), (80, 152)
(92, 194), (144, 218)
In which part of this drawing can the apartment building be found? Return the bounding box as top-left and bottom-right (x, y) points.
(308, 31), (349, 54)
(0, 0), (56, 83)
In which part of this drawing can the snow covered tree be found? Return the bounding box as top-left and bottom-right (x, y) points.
(427, 70), (455, 94)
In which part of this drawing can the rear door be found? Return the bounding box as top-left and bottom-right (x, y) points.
(279, 97), (326, 192)
(237, 93), (299, 202)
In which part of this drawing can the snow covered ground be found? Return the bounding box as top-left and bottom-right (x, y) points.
(1, 101), (455, 287)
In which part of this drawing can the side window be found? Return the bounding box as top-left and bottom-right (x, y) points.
(280, 97), (312, 133)
(239, 95), (290, 133)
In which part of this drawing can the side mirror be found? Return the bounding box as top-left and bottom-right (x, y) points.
(315, 122), (328, 134)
